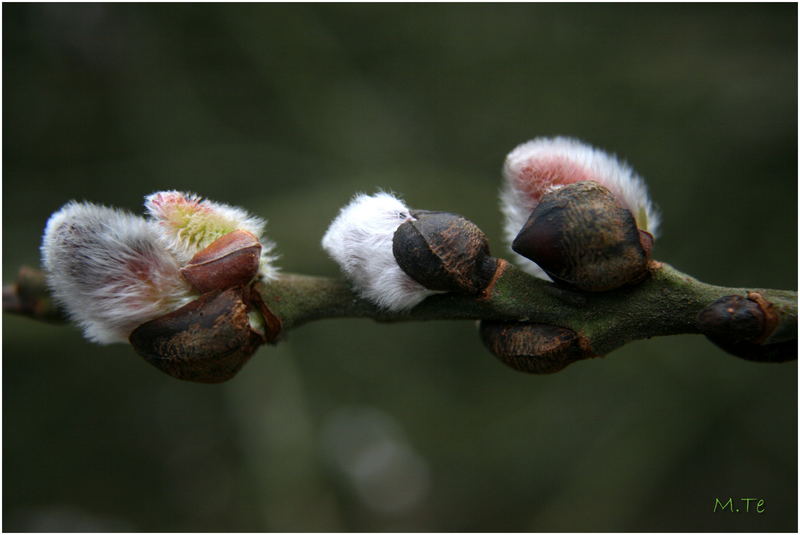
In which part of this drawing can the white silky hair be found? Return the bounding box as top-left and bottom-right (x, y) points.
(41, 201), (196, 344)
(144, 190), (279, 281)
(321, 192), (440, 311)
(500, 136), (660, 279)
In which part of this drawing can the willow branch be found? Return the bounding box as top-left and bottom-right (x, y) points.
(4, 260), (796, 361)
(3, 266), (66, 323)
(256, 260), (796, 357)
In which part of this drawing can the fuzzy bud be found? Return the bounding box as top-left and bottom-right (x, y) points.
(321, 192), (440, 311)
(501, 137), (658, 280)
(393, 211), (498, 294)
(145, 190), (278, 281)
(41, 201), (196, 344)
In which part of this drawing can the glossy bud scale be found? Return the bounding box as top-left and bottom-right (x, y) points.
(180, 230), (262, 293)
(129, 287), (267, 383)
(393, 211), (498, 294)
(512, 181), (652, 292)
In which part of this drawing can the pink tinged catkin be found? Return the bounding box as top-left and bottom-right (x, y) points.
(500, 136), (660, 279)
(144, 190), (278, 281)
(41, 202), (196, 344)
(321, 192), (441, 311)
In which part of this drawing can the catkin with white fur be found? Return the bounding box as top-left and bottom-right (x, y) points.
(41, 202), (196, 344)
(322, 192), (439, 311)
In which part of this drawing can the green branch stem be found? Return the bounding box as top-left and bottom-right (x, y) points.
(257, 260), (796, 357)
(5, 261), (797, 361)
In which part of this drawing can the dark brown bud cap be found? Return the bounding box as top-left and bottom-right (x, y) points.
(698, 293), (794, 363)
(129, 286), (267, 383)
(479, 320), (594, 374)
(512, 181), (652, 292)
(393, 210), (498, 294)
(180, 230), (262, 293)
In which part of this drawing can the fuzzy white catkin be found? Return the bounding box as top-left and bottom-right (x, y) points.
(500, 136), (660, 279)
(41, 202), (196, 344)
(321, 192), (440, 311)
(144, 190), (279, 280)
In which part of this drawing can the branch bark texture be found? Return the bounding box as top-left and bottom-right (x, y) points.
(256, 260), (797, 358)
(4, 260), (797, 368)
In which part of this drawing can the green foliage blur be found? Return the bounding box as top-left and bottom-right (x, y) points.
(3, 3), (796, 532)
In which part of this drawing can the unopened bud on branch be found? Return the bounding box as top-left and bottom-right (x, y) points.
(479, 320), (595, 374)
(697, 293), (794, 363)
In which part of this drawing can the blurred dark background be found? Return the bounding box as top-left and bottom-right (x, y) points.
(3, 3), (797, 532)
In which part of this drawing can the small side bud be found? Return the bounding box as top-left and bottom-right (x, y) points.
(697, 295), (766, 343)
(41, 202), (196, 344)
(393, 211), (498, 294)
(500, 137), (658, 279)
(697, 294), (794, 363)
(180, 230), (262, 293)
(512, 181), (652, 292)
(479, 320), (594, 374)
(321, 192), (440, 311)
(129, 286), (268, 383)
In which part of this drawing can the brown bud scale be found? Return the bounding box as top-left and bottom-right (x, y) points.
(393, 210), (498, 294)
(180, 230), (262, 293)
(479, 320), (595, 374)
(697, 293), (793, 363)
(697, 295), (765, 344)
(746, 291), (779, 344)
(512, 181), (651, 292)
(129, 286), (267, 383)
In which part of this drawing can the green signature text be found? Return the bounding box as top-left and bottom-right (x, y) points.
(713, 497), (766, 514)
